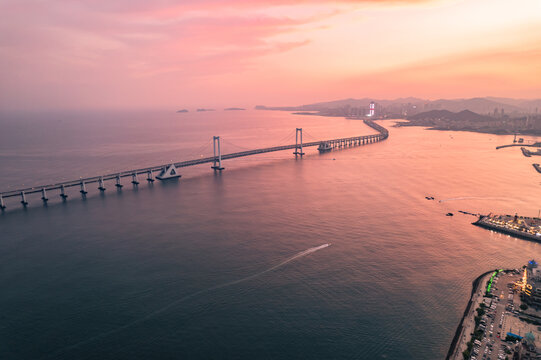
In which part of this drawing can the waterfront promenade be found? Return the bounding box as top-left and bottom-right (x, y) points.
(448, 271), (495, 360)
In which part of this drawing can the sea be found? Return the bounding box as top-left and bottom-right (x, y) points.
(1, 109), (540, 359)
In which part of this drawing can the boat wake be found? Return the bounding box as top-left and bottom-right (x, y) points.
(43, 243), (331, 358)
(439, 196), (510, 203)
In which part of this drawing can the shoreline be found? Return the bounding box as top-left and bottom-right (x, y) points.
(445, 270), (497, 360)
(289, 110), (541, 136)
(394, 123), (541, 136)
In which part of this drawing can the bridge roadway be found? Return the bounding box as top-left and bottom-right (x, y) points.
(0, 120), (388, 205)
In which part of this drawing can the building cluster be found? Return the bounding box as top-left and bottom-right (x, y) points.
(318, 101), (419, 118)
(521, 260), (541, 308)
(484, 214), (541, 238)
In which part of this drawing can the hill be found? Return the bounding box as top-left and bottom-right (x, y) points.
(408, 109), (493, 122)
(257, 96), (541, 115)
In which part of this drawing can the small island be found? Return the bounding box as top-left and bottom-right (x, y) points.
(224, 107), (245, 111)
(196, 108), (215, 112)
(176, 109), (188, 113)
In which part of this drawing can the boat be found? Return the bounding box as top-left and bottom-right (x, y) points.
(533, 164), (541, 174)
(318, 141), (332, 152)
(521, 147), (531, 157)
(446, 212), (454, 216)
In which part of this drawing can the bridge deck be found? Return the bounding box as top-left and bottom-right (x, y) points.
(0, 120), (388, 199)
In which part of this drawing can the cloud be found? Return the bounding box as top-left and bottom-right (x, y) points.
(338, 43), (541, 99)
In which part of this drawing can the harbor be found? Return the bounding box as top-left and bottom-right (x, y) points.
(451, 261), (541, 360)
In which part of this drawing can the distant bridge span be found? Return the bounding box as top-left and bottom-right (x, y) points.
(0, 120), (388, 209)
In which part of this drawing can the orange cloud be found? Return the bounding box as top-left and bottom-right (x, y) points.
(338, 44), (541, 99)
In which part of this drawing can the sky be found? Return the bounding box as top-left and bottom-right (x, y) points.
(1, 0), (541, 110)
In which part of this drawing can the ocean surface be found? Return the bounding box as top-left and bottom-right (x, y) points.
(1, 109), (541, 359)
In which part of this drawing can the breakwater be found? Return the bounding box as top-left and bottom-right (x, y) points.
(473, 216), (541, 243)
(445, 270), (497, 360)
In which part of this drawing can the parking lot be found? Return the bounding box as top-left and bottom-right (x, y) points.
(470, 272), (526, 360)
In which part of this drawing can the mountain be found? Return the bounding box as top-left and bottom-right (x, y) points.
(425, 98), (522, 114)
(297, 97), (426, 110)
(408, 109), (493, 122)
(257, 97), (541, 114)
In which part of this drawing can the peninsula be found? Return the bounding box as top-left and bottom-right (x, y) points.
(449, 261), (541, 360)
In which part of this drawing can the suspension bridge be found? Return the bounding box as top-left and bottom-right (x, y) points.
(0, 120), (388, 209)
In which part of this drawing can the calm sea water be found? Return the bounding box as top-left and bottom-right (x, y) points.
(1, 110), (541, 359)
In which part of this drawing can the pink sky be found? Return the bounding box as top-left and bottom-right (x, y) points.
(1, 0), (540, 110)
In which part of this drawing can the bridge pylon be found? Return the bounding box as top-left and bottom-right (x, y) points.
(294, 128), (305, 157)
(212, 136), (224, 170)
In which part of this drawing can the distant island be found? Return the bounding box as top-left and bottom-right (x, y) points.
(196, 108), (215, 112)
(176, 109), (188, 113)
(224, 107), (245, 111)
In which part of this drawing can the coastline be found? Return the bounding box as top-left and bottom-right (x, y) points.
(395, 123), (541, 136)
(446, 270), (496, 360)
(288, 110), (541, 136)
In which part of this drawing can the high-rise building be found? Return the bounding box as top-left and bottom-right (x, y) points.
(369, 101), (375, 117)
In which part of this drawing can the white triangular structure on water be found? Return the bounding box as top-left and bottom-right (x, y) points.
(156, 164), (181, 180)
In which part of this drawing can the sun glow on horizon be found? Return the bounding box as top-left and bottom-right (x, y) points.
(1, 0), (540, 110)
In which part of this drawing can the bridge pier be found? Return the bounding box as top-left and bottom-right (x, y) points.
(60, 185), (68, 199)
(294, 128), (305, 157)
(20, 191), (28, 206)
(115, 175), (123, 188)
(211, 136), (224, 170)
(157, 164), (181, 180)
(41, 188), (48, 203)
(80, 181), (88, 195)
(98, 177), (106, 191)
(0, 194), (5, 210)
(147, 170), (154, 182)
(131, 173), (139, 185)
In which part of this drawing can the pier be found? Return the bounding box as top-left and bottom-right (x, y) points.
(473, 214), (541, 242)
(0, 120), (388, 209)
(495, 142), (541, 150)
